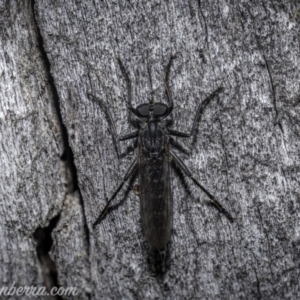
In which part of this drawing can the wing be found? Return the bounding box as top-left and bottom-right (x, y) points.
(139, 144), (173, 249)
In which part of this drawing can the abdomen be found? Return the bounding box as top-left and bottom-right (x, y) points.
(139, 148), (173, 249)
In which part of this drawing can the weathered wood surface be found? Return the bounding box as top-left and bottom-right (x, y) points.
(1, 0), (300, 299)
(0, 1), (89, 299)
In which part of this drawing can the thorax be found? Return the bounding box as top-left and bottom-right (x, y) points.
(139, 121), (167, 158)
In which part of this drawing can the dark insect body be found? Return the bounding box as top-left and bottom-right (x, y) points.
(89, 56), (233, 250)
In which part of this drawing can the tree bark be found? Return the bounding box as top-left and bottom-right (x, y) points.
(1, 0), (300, 299)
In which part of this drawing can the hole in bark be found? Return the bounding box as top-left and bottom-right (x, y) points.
(33, 214), (63, 300)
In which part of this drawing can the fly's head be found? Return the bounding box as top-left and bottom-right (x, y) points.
(134, 102), (171, 123)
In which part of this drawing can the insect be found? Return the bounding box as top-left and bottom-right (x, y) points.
(89, 56), (233, 250)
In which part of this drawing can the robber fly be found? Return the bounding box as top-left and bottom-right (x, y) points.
(89, 56), (233, 250)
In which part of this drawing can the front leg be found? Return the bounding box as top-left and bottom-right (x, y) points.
(88, 93), (138, 157)
(168, 87), (224, 138)
(117, 57), (141, 125)
(170, 149), (233, 222)
(164, 55), (176, 120)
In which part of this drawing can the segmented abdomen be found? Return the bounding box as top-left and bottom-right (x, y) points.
(139, 144), (173, 249)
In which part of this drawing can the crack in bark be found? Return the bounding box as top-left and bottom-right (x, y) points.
(31, 0), (91, 296)
(251, 254), (262, 300)
(217, 118), (230, 191)
(33, 214), (63, 300)
(256, 205), (274, 280)
(262, 55), (284, 134)
(197, 0), (208, 48)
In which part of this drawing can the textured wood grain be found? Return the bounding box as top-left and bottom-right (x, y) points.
(0, 1), (65, 297)
(1, 0), (300, 299)
(0, 1), (89, 299)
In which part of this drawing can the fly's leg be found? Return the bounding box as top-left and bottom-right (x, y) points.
(93, 159), (138, 228)
(119, 131), (139, 141)
(87, 93), (138, 158)
(168, 87), (224, 138)
(117, 57), (140, 125)
(169, 137), (190, 155)
(164, 55), (176, 121)
(170, 150), (233, 222)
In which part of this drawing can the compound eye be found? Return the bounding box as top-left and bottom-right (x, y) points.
(153, 103), (168, 116)
(136, 104), (149, 117)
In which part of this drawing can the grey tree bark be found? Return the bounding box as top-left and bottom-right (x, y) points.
(1, 0), (300, 299)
